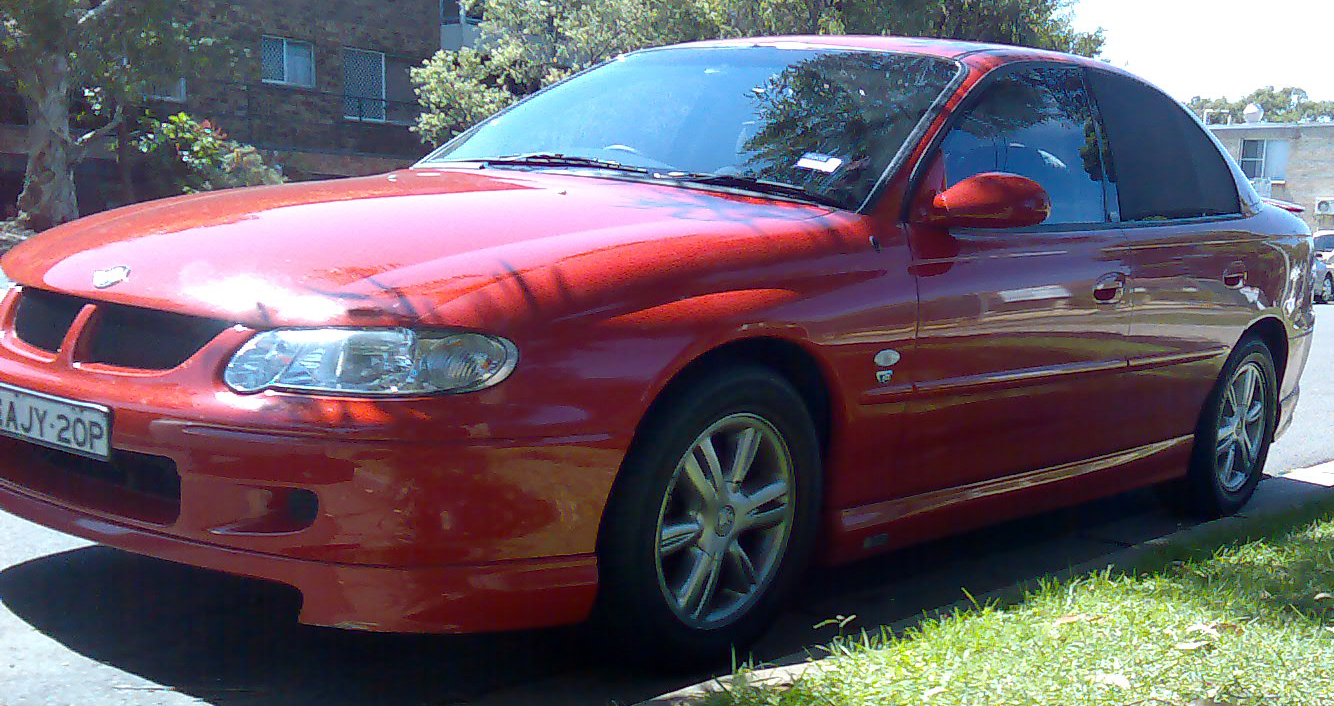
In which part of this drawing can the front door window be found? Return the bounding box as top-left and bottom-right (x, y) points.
(939, 66), (1109, 226)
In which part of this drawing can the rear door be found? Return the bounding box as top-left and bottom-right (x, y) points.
(1085, 69), (1267, 448)
(899, 63), (1139, 497)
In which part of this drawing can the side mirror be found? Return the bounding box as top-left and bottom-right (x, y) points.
(920, 172), (1051, 229)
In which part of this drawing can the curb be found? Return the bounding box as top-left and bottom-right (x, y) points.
(637, 461), (1334, 706)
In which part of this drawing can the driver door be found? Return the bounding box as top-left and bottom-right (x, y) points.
(897, 64), (1139, 498)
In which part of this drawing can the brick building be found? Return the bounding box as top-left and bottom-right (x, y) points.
(1209, 122), (1334, 231)
(2, 0), (458, 215)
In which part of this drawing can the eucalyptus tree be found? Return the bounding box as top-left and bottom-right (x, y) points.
(0, 0), (207, 230)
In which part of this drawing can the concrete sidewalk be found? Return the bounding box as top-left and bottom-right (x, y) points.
(641, 462), (1334, 706)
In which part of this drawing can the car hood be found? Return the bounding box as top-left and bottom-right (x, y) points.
(3, 168), (838, 329)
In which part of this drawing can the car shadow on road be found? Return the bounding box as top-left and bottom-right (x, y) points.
(0, 487), (1203, 706)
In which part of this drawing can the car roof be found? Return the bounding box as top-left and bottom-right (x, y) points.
(668, 35), (1103, 68)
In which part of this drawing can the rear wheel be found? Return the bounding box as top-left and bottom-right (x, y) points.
(595, 365), (821, 662)
(1164, 337), (1276, 517)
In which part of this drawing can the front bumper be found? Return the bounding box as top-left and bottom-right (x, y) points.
(0, 415), (618, 632)
(0, 477), (598, 632)
(0, 289), (625, 633)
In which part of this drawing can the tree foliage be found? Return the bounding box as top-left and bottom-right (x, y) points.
(414, 0), (1103, 145)
(0, 0), (215, 230)
(1188, 86), (1334, 125)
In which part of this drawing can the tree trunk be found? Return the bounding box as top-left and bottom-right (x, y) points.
(15, 55), (79, 232)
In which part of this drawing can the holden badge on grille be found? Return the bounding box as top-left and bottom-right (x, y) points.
(92, 265), (131, 289)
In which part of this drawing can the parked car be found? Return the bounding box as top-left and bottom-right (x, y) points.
(1316, 230), (1334, 261)
(0, 36), (1313, 658)
(1316, 256), (1332, 304)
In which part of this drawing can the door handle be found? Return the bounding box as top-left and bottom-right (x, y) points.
(1093, 272), (1127, 304)
(1223, 262), (1247, 289)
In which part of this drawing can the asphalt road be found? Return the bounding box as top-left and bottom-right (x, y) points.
(1, 318), (1332, 706)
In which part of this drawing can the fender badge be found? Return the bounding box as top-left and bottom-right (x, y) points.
(92, 265), (131, 289)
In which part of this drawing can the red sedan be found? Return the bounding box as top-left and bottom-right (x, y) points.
(0, 36), (1313, 657)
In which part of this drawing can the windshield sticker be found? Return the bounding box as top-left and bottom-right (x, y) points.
(795, 153), (843, 173)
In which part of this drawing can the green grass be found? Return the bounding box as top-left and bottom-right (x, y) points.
(706, 507), (1334, 706)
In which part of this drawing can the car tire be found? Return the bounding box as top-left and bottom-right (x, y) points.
(1322, 275), (1333, 304)
(1162, 337), (1277, 518)
(594, 364), (821, 664)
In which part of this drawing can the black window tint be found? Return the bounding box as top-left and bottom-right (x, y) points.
(1087, 70), (1240, 221)
(938, 65), (1108, 225)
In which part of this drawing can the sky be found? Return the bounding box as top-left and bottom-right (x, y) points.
(1069, 0), (1334, 103)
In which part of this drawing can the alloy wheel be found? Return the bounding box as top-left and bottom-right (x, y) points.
(654, 413), (795, 627)
(1214, 360), (1268, 493)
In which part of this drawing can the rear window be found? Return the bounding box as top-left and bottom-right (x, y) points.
(1087, 70), (1240, 221)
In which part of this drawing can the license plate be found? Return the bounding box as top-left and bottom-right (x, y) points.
(0, 383), (111, 460)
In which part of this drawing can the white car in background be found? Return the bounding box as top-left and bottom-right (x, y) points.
(1314, 231), (1334, 303)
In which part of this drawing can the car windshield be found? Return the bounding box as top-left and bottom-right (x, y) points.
(1315, 233), (1334, 253)
(418, 46), (962, 210)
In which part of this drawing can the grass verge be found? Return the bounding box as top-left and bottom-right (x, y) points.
(705, 499), (1334, 706)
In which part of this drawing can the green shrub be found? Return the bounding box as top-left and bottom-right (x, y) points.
(134, 112), (285, 197)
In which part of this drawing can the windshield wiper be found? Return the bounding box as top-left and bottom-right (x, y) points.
(479, 153), (654, 175)
(450, 156), (841, 207)
(661, 172), (841, 208)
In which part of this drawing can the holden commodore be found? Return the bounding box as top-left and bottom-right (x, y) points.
(0, 36), (1313, 658)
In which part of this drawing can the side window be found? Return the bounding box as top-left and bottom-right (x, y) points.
(1086, 70), (1240, 221)
(938, 65), (1108, 225)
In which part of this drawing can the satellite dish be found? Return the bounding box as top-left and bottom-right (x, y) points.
(1242, 103), (1265, 123)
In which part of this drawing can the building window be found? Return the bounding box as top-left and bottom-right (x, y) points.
(1239, 139), (1265, 179)
(1239, 138), (1290, 181)
(441, 0), (483, 24)
(145, 78), (187, 102)
(343, 48), (417, 124)
(261, 36), (315, 88)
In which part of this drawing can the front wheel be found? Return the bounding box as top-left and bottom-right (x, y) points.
(595, 365), (821, 662)
(1321, 275), (1333, 304)
(1164, 337), (1277, 518)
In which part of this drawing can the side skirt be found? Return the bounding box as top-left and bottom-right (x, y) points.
(821, 435), (1193, 564)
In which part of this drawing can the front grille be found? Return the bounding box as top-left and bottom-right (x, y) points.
(35, 446), (181, 503)
(0, 439), (181, 525)
(14, 288), (83, 352)
(87, 302), (232, 370)
(12, 288), (231, 370)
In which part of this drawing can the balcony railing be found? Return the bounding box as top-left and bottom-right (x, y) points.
(0, 81), (427, 161)
(342, 94), (419, 126)
(199, 81), (426, 159)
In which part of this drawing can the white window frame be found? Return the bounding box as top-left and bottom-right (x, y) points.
(1240, 138), (1291, 183)
(262, 36), (316, 88)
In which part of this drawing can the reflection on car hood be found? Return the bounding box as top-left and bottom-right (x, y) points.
(3, 169), (835, 329)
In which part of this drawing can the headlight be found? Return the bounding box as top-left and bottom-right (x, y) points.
(223, 328), (518, 395)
